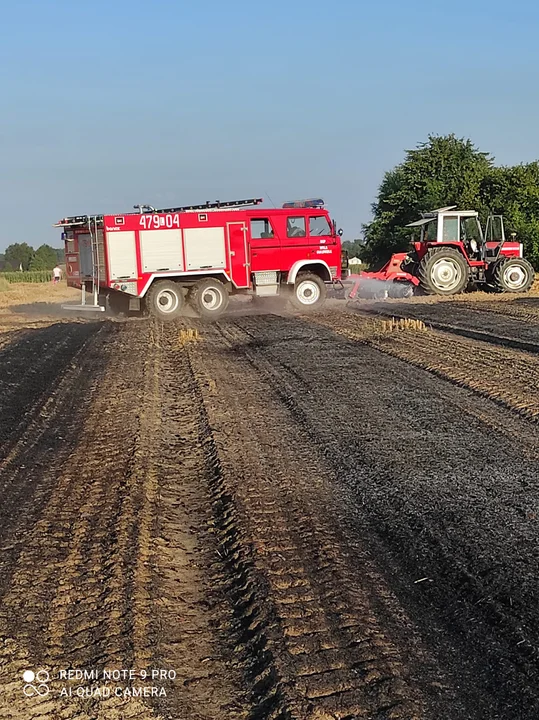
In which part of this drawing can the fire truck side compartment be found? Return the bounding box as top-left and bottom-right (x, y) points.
(108, 231), (138, 279)
(140, 229), (184, 272)
(183, 227), (227, 270)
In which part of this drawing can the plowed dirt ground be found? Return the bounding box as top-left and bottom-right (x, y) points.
(1, 293), (539, 720)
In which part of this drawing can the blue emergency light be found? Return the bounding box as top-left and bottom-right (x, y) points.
(282, 198), (324, 209)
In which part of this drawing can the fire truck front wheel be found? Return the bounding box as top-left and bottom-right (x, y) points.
(146, 280), (185, 321)
(190, 278), (229, 319)
(290, 272), (327, 310)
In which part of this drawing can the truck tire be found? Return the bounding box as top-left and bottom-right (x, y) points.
(190, 278), (229, 319)
(290, 272), (327, 310)
(418, 247), (469, 295)
(492, 257), (534, 293)
(146, 280), (184, 321)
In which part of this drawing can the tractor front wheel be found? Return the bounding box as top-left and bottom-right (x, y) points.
(418, 248), (469, 295)
(493, 257), (534, 293)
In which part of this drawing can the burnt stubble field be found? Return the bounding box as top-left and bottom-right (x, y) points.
(1, 294), (539, 720)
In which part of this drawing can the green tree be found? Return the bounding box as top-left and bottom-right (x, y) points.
(30, 244), (59, 270)
(480, 162), (539, 268)
(362, 134), (493, 266)
(4, 243), (35, 271)
(342, 240), (365, 259)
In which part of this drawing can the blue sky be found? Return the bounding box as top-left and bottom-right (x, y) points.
(1, 0), (538, 251)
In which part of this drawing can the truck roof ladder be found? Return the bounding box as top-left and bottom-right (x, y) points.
(151, 198), (264, 213)
(55, 198), (264, 227)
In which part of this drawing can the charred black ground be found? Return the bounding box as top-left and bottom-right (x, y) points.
(0, 298), (538, 720)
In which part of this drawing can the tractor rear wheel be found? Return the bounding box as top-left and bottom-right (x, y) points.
(418, 247), (469, 295)
(190, 278), (229, 319)
(146, 280), (185, 321)
(289, 272), (327, 310)
(493, 257), (534, 293)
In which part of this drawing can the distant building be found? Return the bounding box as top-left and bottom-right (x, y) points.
(349, 257), (362, 264)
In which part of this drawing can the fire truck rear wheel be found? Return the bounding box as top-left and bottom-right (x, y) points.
(493, 257), (535, 293)
(190, 278), (229, 319)
(290, 272), (327, 310)
(146, 280), (185, 321)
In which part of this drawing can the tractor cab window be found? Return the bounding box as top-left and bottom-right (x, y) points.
(461, 216), (482, 256)
(251, 218), (274, 239)
(461, 217), (482, 244)
(485, 215), (505, 244)
(442, 216), (459, 242)
(423, 220), (437, 242)
(287, 217), (306, 237)
(309, 216), (331, 236)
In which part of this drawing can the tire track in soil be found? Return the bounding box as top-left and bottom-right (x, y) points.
(150, 323), (249, 720)
(0, 320), (249, 720)
(456, 298), (539, 325)
(0, 322), (104, 465)
(312, 310), (539, 423)
(363, 298), (539, 348)
(0, 322), (108, 593)
(0, 321), (160, 720)
(182, 320), (444, 720)
(231, 312), (539, 719)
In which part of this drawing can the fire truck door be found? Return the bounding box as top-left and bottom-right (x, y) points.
(78, 233), (93, 279)
(227, 222), (250, 287)
(64, 234), (80, 282)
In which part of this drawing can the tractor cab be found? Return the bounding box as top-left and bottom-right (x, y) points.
(408, 206), (518, 265)
(408, 206), (484, 259)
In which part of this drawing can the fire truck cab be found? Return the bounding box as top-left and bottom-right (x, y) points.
(55, 197), (344, 320)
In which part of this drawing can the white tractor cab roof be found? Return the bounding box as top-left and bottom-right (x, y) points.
(406, 206), (507, 246)
(407, 206), (478, 228)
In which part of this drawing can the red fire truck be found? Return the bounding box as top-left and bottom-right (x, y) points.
(55, 197), (345, 320)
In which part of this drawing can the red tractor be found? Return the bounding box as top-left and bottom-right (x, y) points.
(349, 207), (535, 299)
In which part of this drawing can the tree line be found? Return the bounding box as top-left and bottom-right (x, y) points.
(0, 243), (64, 272)
(359, 134), (539, 269)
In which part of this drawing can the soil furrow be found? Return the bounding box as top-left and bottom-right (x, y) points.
(362, 297), (539, 346)
(229, 312), (539, 718)
(310, 310), (539, 423)
(183, 319), (462, 719)
(2, 302), (539, 719)
(0, 321), (248, 720)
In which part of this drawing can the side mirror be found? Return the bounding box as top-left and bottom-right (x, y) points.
(338, 228), (343, 236)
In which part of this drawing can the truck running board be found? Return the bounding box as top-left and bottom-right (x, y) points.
(62, 283), (105, 313)
(61, 303), (105, 312)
